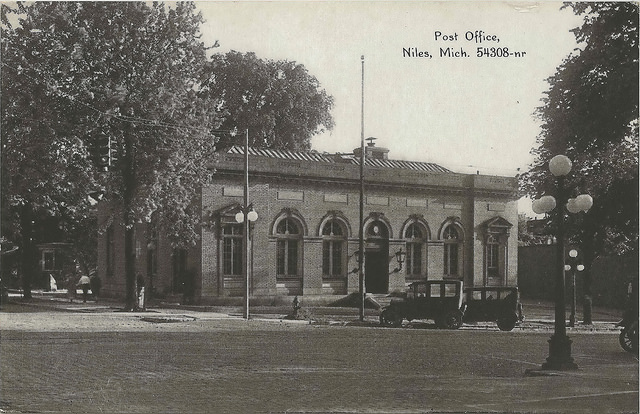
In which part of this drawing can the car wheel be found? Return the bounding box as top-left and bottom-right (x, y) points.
(380, 309), (402, 327)
(497, 314), (518, 331)
(619, 321), (639, 355)
(441, 310), (462, 329)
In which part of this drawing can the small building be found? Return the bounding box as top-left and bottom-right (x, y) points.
(97, 141), (519, 303)
(37, 242), (73, 291)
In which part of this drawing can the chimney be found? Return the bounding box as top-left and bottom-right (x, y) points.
(353, 137), (389, 160)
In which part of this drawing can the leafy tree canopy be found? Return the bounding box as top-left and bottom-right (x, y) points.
(520, 2), (638, 258)
(2, 1), (219, 248)
(2, 2), (220, 303)
(201, 51), (334, 151)
(2, 2), (336, 304)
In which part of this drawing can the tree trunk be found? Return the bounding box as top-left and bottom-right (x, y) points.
(19, 203), (34, 300)
(123, 134), (137, 310)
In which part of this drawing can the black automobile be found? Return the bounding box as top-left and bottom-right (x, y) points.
(379, 280), (465, 329)
(462, 286), (522, 331)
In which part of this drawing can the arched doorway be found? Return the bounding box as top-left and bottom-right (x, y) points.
(365, 220), (389, 294)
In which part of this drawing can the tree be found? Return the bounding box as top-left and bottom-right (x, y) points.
(2, 2), (220, 308)
(1, 3), (99, 298)
(201, 51), (334, 150)
(521, 2), (638, 256)
(2, 3), (335, 307)
(520, 2), (638, 321)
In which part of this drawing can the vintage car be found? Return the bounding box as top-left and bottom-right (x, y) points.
(379, 280), (465, 329)
(462, 286), (523, 331)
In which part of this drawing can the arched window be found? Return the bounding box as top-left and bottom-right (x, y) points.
(366, 221), (389, 239)
(276, 218), (301, 277)
(443, 225), (461, 277)
(322, 219), (346, 277)
(222, 224), (243, 276)
(405, 223), (424, 277)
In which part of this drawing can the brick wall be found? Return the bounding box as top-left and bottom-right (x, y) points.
(199, 168), (518, 299)
(98, 152), (519, 302)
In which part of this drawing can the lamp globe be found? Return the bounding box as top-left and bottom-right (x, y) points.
(567, 198), (581, 214)
(575, 194), (593, 212)
(549, 155), (572, 177)
(532, 199), (544, 214)
(539, 195), (557, 213)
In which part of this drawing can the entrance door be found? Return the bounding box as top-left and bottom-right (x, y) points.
(365, 248), (389, 294)
(364, 220), (390, 294)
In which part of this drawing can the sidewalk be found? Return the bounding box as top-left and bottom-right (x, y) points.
(2, 290), (623, 332)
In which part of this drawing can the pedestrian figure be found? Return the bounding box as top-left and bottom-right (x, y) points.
(65, 274), (77, 303)
(292, 296), (301, 318)
(48, 273), (57, 292)
(90, 271), (101, 302)
(77, 273), (91, 303)
(136, 273), (145, 311)
(625, 276), (638, 320)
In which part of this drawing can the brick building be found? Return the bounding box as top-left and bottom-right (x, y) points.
(98, 141), (519, 303)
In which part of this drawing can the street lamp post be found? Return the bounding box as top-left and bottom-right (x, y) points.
(566, 249), (584, 328)
(531, 155), (593, 371)
(233, 129), (258, 320)
(234, 204), (258, 320)
(210, 128), (256, 319)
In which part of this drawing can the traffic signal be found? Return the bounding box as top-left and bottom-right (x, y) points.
(89, 135), (108, 171)
(108, 136), (118, 168)
(89, 135), (117, 171)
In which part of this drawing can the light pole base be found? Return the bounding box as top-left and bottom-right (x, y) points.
(541, 334), (578, 371)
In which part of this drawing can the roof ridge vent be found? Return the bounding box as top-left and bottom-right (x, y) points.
(354, 137), (389, 160)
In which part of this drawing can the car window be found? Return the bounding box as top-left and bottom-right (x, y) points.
(415, 283), (427, 297)
(430, 284), (441, 297)
(472, 291), (482, 300)
(444, 284), (457, 297)
(486, 290), (498, 300)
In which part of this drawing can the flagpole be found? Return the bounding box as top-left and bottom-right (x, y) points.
(359, 55), (366, 322)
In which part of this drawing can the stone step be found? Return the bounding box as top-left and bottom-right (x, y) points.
(368, 294), (395, 309)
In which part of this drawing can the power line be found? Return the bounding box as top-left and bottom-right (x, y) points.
(1, 61), (218, 134)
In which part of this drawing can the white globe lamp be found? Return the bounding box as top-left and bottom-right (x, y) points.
(539, 195), (557, 213)
(566, 198), (581, 214)
(549, 155), (572, 177)
(247, 210), (258, 222)
(575, 194), (593, 212)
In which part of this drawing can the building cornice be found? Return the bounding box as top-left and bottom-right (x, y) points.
(210, 153), (519, 200)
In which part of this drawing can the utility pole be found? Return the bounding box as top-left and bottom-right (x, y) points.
(243, 128), (250, 320)
(359, 55), (366, 321)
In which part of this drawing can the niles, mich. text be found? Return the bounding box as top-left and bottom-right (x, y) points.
(402, 30), (527, 61)
(402, 47), (433, 59)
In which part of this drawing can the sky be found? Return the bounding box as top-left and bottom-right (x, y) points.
(195, 1), (582, 174)
(195, 1), (583, 215)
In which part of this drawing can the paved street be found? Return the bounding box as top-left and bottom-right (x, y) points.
(1, 300), (637, 414)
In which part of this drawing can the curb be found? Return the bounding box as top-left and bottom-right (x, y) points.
(2, 296), (621, 332)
